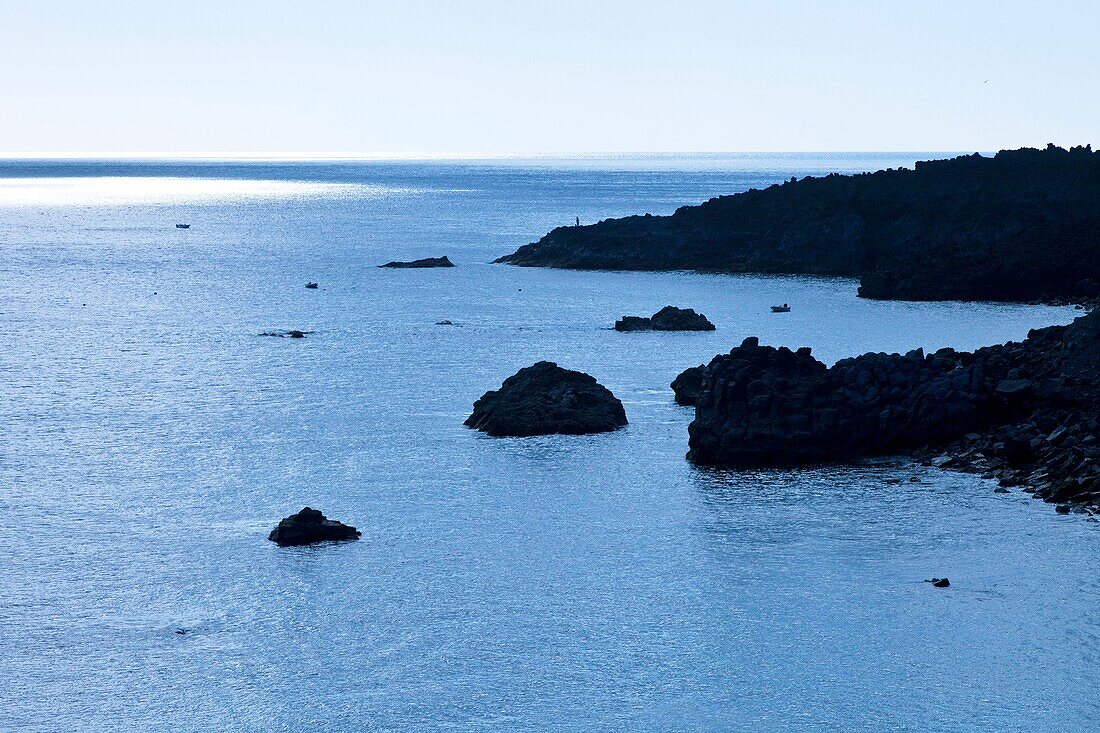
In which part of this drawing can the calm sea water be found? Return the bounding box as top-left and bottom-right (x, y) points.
(1, 154), (1095, 732)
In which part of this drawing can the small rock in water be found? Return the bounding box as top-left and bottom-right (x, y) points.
(925, 577), (951, 588)
(436, 320), (454, 326)
(268, 507), (361, 546)
(994, 487), (1010, 493)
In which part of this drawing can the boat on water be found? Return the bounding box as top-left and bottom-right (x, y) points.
(176, 224), (191, 229)
(771, 304), (791, 313)
(305, 282), (319, 289)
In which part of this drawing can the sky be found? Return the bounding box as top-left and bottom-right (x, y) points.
(1, 0), (1097, 155)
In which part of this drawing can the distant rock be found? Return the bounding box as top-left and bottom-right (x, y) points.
(260, 330), (310, 338)
(671, 364), (706, 406)
(379, 256), (455, 268)
(268, 507), (361, 546)
(614, 306), (715, 332)
(436, 320), (454, 325)
(926, 577), (951, 588)
(465, 361), (627, 437)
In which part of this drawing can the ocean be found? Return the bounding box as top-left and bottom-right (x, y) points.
(1, 154), (1095, 732)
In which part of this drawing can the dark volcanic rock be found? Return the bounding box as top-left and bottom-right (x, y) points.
(268, 507), (361, 546)
(671, 365), (706, 406)
(686, 312), (1100, 514)
(614, 306), (715, 332)
(651, 306), (716, 331)
(497, 145), (1100, 303)
(465, 361), (627, 437)
(379, 256), (455, 268)
(926, 578), (951, 588)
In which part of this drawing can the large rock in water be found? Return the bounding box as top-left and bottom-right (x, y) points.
(379, 256), (454, 268)
(465, 361), (627, 437)
(614, 306), (715, 331)
(268, 507), (361, 546)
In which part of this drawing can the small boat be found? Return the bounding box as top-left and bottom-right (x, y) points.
(770, 304), (791, 313)
(176, 223), (191, 229)
(305, 282), (319, 289)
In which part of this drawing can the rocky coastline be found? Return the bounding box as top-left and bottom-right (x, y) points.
(496, 145), (1100, 304)
(678, 311), (1098, 513)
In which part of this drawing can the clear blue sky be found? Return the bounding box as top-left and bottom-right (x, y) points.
(1, 0), (1096, 154)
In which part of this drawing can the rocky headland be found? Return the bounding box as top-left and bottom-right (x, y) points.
(615, 306), (716, 332)
(269, 507), (361, 546)
(379, 256), (455, 268)
(465, 361), (627, 437)
(680, 311), (1098, 513)
(496, 145), (1100, 303)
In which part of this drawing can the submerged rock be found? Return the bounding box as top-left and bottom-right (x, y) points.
(260, 329), (310, 338)
(465, 361), (627, 437)
(268, 507), (361, 546)
(615, 306), (715, 332)
(379, 256), (455, 268)
(671, 364), (706, 406)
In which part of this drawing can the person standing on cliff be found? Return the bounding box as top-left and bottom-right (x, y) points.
(575, 216), (580, 227)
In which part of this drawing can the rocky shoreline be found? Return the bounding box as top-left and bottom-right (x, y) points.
(496, 145), (1100, 304)
(676, 311), (1098, 514)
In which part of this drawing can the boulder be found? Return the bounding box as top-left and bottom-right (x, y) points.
(379, 256), (454, 268)
(465, 361), (627, 437)
(268, 507), (361, 546)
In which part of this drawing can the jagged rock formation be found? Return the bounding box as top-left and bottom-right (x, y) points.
(268, 507), (361, 546)
(497, 145), (1100, 303)
(379, 256), (455, 268)
(465, 361), (627, 437)
(684, 312), (1099, 512)
(615, 306), (716, 332)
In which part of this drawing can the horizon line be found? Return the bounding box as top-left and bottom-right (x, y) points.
(0, 149), (975, 162)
